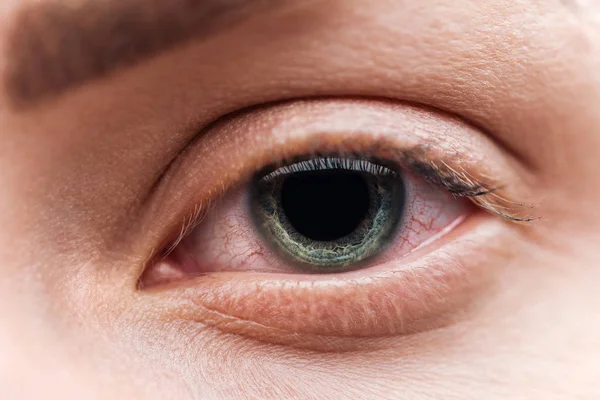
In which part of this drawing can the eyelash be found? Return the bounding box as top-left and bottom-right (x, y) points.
(155, 145), (534, 265)
(260, 157), (396, 182)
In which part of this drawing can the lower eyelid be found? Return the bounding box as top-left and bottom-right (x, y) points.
(140, 198), (483, 350)
(140, 213), (498, 351)
(189, 269), (461, 338)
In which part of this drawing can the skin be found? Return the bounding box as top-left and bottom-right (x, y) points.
(1, 0), (600, 399)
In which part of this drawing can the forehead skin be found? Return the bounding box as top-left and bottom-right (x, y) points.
(0, 0), (600, 399)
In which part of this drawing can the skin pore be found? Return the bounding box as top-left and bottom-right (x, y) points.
(1, 0), (600, 399)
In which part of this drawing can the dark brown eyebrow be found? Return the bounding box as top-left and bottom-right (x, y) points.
(3, 0), (280, 109)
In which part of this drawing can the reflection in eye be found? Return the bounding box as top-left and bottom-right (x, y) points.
(251, 157), (404, 271)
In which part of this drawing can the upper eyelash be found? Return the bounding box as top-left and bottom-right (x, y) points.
(263, 148), (502, 200)
(260, 157), (396, 182)
(406, 157), (538, 222)
(258, 154), (536, 221)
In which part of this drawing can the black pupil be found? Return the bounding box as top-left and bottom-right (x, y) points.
(280, 170), (371, 241)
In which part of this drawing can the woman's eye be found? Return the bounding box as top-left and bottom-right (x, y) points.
(251, 157), (404, 271)
(136, 100), (529, 349)
(142, 154), (469, 281)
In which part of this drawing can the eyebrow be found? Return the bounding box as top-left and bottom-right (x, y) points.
(3, 0), (280, 109)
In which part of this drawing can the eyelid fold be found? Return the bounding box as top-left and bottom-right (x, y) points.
(134, 98), (535, 267)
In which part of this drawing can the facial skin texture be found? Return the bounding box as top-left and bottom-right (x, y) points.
(1, 0), (600, 399)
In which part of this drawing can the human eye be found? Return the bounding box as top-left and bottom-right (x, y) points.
(136, 99), (534, 351)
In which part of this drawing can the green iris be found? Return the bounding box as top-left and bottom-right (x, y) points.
(250, 157), (405, 271)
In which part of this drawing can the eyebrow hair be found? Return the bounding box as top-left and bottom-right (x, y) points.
(3, 0), (280, 109)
